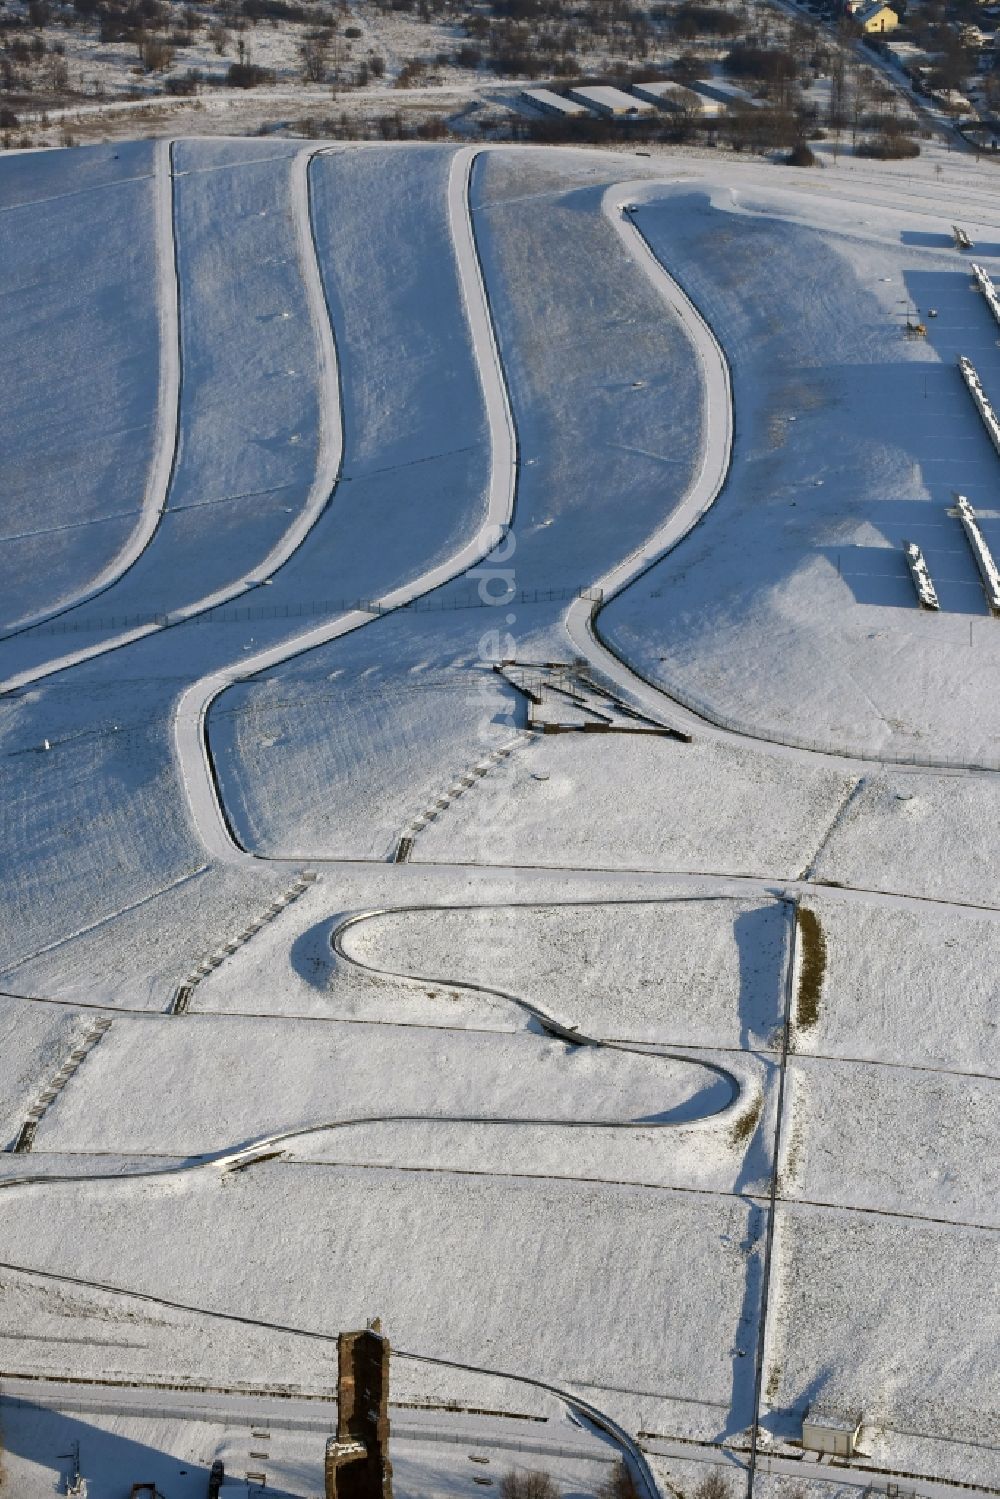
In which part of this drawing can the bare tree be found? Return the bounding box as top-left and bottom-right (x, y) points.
(692, 1472), (731, 1499)
(597, 1460), (641, 1499)
(500, 1472), (560, 1499)
(300, 32), (330, 83)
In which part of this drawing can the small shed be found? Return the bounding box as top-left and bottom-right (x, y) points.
(801, 1406), (863, 1458)
(567, 85), (656, 119)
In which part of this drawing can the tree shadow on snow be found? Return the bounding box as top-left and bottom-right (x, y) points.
(733, 904), (786, 1052)
(290, 916), (340, 990)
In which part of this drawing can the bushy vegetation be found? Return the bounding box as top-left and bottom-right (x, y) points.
(500, 1471), (560, 1499)
(795, 906), (826, 1031)
(693, 1472), (732, 1499)
(856, 130), (921, 156)
(0, 0), (935, 156)
(598, 1460), (642, 1499)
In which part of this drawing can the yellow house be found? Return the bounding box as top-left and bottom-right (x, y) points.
(855, 0), (900, 31)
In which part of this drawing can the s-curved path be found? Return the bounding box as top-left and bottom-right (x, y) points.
(563, 184), (733, 741)
(333, 903), (744, 1088)
(175, 143), (518, 863)
(0, 897), (748, 1195)
(0, 141), (342, 695)
(1, 138), (181, 640)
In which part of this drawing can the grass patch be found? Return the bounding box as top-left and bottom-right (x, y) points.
(795, 906), (826, 1033)
(729, 1090), (762, 1148)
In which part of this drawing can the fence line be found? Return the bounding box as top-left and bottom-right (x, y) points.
(0, 586), (603, 643)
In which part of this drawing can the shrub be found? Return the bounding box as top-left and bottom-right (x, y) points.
(795, 906), (826, 1030)
(500, 1472), (560, 1499)
(598, 1460), (641, 1499)
(856, 131), (920, 157)
(165, 67), (200, 93)
(724, 43), (797, 84)
(674, 4), (741, 38)
(226, 59), (273, 85)
(138, 35), (174, 71)
(694, 1472), (732, 1499)
(730, 1090), (762, 1147)
(786, 139), (816, 165)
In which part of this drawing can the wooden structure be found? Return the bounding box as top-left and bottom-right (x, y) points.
(325, 1324), (393, 1499)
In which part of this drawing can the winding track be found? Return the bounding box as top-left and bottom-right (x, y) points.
(0, 142), (343, 695)
(561, 182), (733, 729)
(175, 143), (517, 862)
(333, 903), (744, 1080)
(1, 139), (181, 640)
(178, 149), (1000, 866)
(0, 897), (748, 1194)
(6, 144), (1000, 1499)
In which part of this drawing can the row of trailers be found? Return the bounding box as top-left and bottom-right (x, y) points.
(905, 260), (1000, 613)
(905, 494), (1000, 613)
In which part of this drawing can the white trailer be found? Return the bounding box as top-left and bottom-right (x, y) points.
(903, 541), (940, 610)
(802, 1408), (862, 1459)
(957, 353), (1000, 458)
(970, 261), (1000, 330)
(953, 224), (974, 249)
(952, 493), (1000, 613)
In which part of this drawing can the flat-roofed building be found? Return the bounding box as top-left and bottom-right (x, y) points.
(521, 87), (589, 118)
(567, 85), (657, 118)
(631, 79), (711, 113)
(688, 78), (763, 108)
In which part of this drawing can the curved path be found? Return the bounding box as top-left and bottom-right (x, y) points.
(558, 177), (1000, 779)
(0, 896), (748, 1195)
(333, 904), (743, 1086)
(2, 138), (181, 640)
(563, 183), (733, 742)
(176, 143), (518, 862)
(186, 151), (995, 868)
(0, 142), (343, 696)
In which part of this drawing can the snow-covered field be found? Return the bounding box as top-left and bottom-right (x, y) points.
(601, 171), (1000, 767)
(0, 140), (162, 632)
(2, 135), (999, 1499)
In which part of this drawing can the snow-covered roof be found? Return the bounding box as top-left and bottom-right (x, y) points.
(567, 85), (656, 116)
(854, 0), (898, 22)
(687, 78), (763, 107)
(631, 80), (707, 111)
(805, 1406), (863, 1432)
(521, 88), (589, 118)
